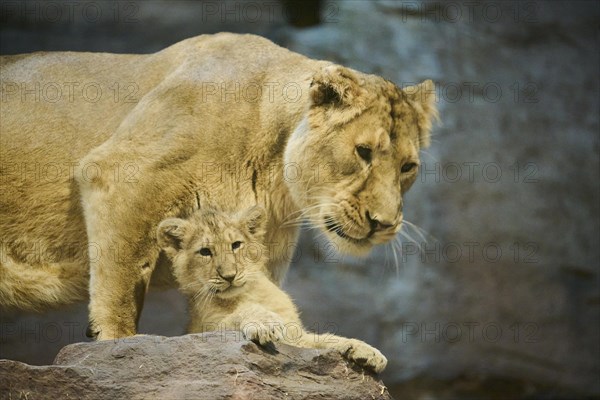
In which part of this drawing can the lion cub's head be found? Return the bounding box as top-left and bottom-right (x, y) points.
(157, 206), (267, 300)
(284, 65), (438, 256)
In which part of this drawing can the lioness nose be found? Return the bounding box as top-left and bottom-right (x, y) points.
(366, 211), (395, 232)
(217, 267), (236, 283)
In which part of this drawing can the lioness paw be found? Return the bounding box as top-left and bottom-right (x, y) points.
(335, 339), (388, 373)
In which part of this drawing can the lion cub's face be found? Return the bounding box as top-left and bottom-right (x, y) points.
(284, 66), (437, 256)
(157, 206), (267, 300)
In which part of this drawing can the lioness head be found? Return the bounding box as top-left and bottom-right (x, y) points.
(284, 65), (437, 255)
(157, 206), (267, 300)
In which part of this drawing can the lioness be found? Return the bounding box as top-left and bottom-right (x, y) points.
(0, 33), (437, 340)
(157, 205), (387, 373)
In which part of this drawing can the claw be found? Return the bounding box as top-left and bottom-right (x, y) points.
(335, 339), (388, 373)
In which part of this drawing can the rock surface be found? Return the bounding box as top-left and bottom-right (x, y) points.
(0, 332), (391, 400)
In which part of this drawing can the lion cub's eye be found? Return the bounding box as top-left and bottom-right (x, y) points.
(198, 248), (212, 257)
(356, 145), (372, 163)
(401, 162), (418, 173)
(231, 241), (242, 251)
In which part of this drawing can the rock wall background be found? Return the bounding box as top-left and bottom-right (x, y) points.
(1, 1), (598, 398)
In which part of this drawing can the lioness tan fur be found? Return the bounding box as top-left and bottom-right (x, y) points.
(0, 33), (437, 339)
(157, 205), (387, 373)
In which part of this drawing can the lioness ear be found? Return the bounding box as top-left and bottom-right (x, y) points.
(402, 79), (438, 148)
(241, 205), (267, 239)
(310, 65), (363, 107)
(157, 218), (189, 252)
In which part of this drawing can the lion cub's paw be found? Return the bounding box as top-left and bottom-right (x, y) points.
(241, 312), (285, 346)
(334, 338), (388, 373)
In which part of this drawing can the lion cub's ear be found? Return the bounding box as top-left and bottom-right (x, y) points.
(310, 65), (364, 107)
(240, 205), (267, 240)
(402, 79), (438, 148)
(157, 218), (190, 253)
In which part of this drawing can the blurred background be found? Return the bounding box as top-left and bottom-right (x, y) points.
(1, 1), (598, 398)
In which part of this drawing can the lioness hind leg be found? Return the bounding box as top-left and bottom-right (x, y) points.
(0, 256), (88, 311)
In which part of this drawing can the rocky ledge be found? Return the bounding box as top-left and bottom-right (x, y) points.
(0, 332), (392, 399)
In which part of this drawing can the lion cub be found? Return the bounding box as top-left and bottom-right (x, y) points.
(157, 206), (387, 373)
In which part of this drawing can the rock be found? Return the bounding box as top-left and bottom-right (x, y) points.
(0, 332), (392, 400)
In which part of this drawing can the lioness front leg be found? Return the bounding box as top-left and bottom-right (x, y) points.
(85, 215), (157, 340)
(78, 171), (160, 340)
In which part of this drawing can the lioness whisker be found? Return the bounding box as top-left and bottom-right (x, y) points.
(419, 149), (438, 162)
(402, 219), (433, 244)
(280, 202), (341, 227)
(397, 230), (424, 255)
(391, 237), (401, 277)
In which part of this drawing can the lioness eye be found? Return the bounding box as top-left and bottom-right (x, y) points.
(401, 162), (418, 173)
(356, 145), (372, 163)
(232, 241), (242, 250)
(198, 248), (212, 256)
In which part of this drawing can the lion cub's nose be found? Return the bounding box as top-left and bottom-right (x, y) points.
(217, 267), (236, 283)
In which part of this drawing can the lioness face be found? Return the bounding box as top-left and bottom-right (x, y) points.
(285, 66), (436, 256)
(157, 206), (267, 300)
